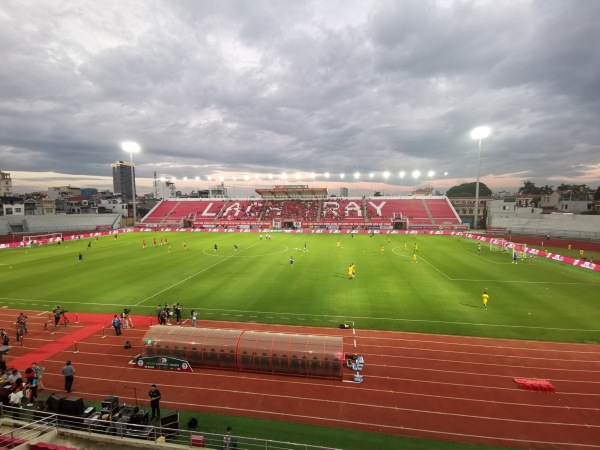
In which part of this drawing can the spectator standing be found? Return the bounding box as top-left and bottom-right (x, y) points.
(222, 425), (237, 449)
(148, 384), (161, 421)
(112, 315), (122, 336)
(15, 322), (24, 343)
(156, 305), (162, 324)
(164, 303), (171, 325)
(174, 303), (182, 324)
(17, 313), (28, 334)
(24, 368), (38, 406)
(125, 309), (133, 328)
(159, 309), (167, 325)
(190, 309), (197, 328)
(61, 361), (75, 393)
(1, 329), (9, 353)
(32, 363), (44, 390)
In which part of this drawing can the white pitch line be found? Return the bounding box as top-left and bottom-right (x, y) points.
(135, 242), (262, 306)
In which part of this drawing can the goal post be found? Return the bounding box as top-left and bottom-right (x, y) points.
(511, 242), (528, 259)
(489, 238), (507, 252)
(22, 233), (63, 246)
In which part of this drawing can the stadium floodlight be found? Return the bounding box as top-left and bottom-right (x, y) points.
(369, 172), (374, 179)
(428, 170), (435, 178)
(383, 171), (390, 179)
(121, 141), (141, 228)
(399, 171), (406, 179)
(354, 172), (360, 180)
(160, 177), (165, 182)
(340, 173), (345, 179)
(244, 175), (250, 181)
(412, 171), (420, 191)
(444, 172), (448, 195)
(471, 126), (491, 229)
(325, 172), (330, 178)
(310, 172), (316, 179)
(195, 176), (200, 181)
(207, 175), (212, 181)
(268, 173), (273, 179)
(281, 172), (287, 180)
(295, 172), (301, 179)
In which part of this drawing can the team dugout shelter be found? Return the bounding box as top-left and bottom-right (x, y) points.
(141, 326), (344, 380)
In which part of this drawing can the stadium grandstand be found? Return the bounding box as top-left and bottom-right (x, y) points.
(138, 185), (464, 231)
(0, 213), (121, 246)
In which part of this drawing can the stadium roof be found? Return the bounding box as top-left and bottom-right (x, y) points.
(255, 185), (328, 199)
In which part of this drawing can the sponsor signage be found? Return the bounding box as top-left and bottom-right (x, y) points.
(130, 354), (193, 372)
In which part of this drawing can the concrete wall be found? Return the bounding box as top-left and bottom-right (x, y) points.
(488, 207), (600, 240)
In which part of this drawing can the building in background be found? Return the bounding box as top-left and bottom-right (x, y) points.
(112, 160), (136, 201)
(48, 186), (82, 199)
(1, 171), (13, 196)
(340, 187), (348, 197)
(80, 188), (98, 197)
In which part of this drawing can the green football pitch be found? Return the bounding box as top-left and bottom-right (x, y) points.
(2, 231), (599, 343)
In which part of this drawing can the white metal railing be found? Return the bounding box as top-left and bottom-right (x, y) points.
(0, 405), (340, 449)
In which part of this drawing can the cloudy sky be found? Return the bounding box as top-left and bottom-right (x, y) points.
(1, 0), (599, 197)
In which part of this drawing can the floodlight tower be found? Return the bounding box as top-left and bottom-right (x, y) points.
(412, 170), (421, 193)
(471, 127), (491, 229)
(121, 141), (141, 227)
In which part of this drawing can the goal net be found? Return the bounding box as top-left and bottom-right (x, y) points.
(22, 233), (63, 246)
(489, 238), (508, 252)
(510, 242), (528, 259)
(489, 239), (528, 257)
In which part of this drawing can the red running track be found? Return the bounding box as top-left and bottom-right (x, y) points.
(3, 311), (600, 449)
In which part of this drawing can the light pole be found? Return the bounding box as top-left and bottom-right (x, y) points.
(121, 141), (141, 228)
(470, 127), (490, 229)
(412, 170), (420, 195)
(444, 172), (448, 195)
(427, 171), (435, 196)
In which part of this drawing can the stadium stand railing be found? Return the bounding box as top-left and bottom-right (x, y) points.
(0, 406), (339, 450)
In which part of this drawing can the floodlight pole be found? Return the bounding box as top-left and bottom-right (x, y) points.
(121, 142), (141, 228)
(471, 127), (490, 230)
(474, 138), (482, 229)
(129, 151), (137, 228)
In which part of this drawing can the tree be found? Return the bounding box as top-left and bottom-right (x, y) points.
(373, 191), (383, 197)
(446, 182), (492, 197)
(555, 183), (594, 200)
(594, 186), (600, 202)
(518, 181), (538, 195)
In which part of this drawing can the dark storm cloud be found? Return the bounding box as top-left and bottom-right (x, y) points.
(1, 0), (599, 194)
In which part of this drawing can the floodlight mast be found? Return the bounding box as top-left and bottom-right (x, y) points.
(470, 127), (490, 229)
(121, 141), (141, 228)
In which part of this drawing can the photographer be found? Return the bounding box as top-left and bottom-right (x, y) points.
(53, 306), (62, 327)
(122, 308), (133, 329)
